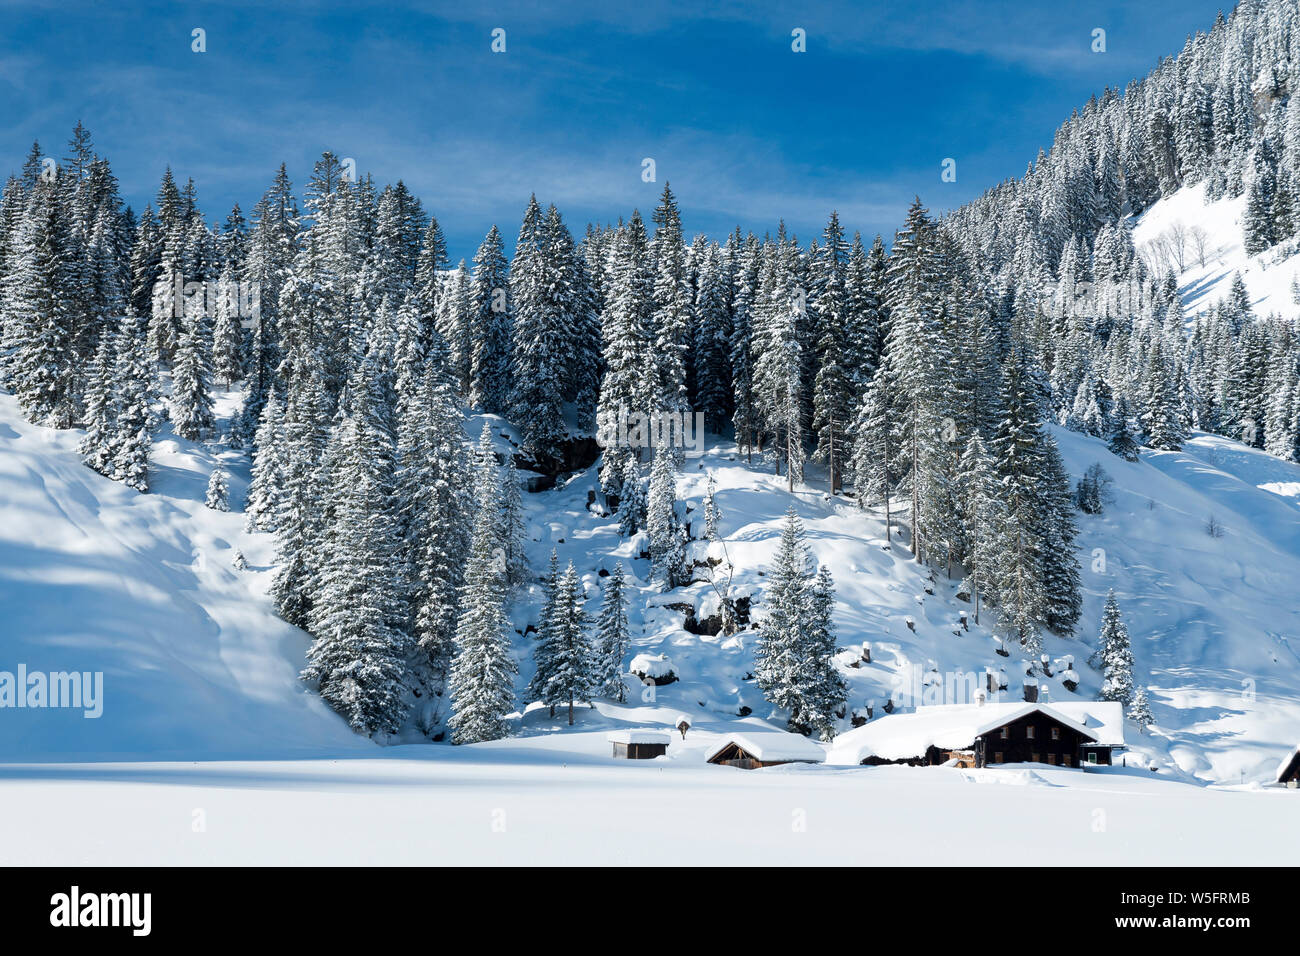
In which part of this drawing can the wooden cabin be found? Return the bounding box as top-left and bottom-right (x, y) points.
(828, 701), (1126, 770)
(607, 730), (670, 760)
(706, 731), (826, 770)
(1278, 747), (1300, 788)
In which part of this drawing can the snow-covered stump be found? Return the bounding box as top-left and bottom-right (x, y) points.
(630, 653), (677, 686)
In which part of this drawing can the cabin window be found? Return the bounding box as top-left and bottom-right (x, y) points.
(1064, 755), (1072, 767)
(1000, 728), (1009, 739)
(1031, 752), (1040, 763)
(1026, 725), (1036, 740)
(1051, 727), (1060, 741)
(1086, 751), (1098, 765)
(1047, 754), (1056, 765)
(994, 752), (1004, 763)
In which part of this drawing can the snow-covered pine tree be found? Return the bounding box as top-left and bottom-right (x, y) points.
(469, 224), (511, 413)
(754, 506), (842, 735)
(169, 304), (215, 441)
(702, 474), (720, 542)
(650, 183), (691, 417)
(79, 324), (118, 476)
(4, 177), (79, 428)
(850, 368), (896, 538)
(596, 211), (656, 461)
(881, 198), (949, 562)
(804, 565), (848, 739)
(506, 204), (590, 465)
(1128, 685), (1154, 730)
(447, 425), (517, 744)
(400, 368), (471, 673)
(205, 464), (230, 511)
(211, 265), (245, 387)
(1098, 589), (1136, 707)
(957, 433), (1003, 626)
(617, 454), (646, 537)
(301, 355), (410, 737)
(989, 347), (1049, 654)
(811, 212), (853, 494)
(692, 243), (733, 431)
(245, 390), (286, 532)
(1038, 441), (1083, 636)
(541, 561), (594, 726)
(647, 445), (687, 589)
(595, 562), (630, 702)
(111, 311), (153, 492)
(1108, 394), (1142, 461)
(527, 549), (562, 715)
(501, 455), (529, 585)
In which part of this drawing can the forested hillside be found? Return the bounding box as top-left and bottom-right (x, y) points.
(1, 0), (1297, 762)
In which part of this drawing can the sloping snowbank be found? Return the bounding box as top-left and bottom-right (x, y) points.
(0, 392), (364, 761)
(1131, 181), (1300, 320)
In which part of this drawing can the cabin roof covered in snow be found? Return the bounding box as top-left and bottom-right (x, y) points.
(1278, 746), (1300, 782)
(826, 701), (1116, 765)
(706, 731), (826, 764)
(607, 730), (671, 745)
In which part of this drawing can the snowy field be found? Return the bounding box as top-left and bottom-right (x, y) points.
(1, 752), (1295, 866)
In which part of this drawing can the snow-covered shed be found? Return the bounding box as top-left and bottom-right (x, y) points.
(826, 700), (1124, 769)
(1278, 747), (1300, 787)
(607, 730), (671, 760)
(706, 731), (826, 770)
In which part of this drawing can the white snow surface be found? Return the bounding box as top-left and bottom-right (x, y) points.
(1132, 180), (1300, 321)
(0, 391), (366, 761)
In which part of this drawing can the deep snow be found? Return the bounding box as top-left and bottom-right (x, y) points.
(1132, 180), (1300, 321)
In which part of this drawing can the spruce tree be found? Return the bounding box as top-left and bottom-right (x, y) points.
(595, 562), (630, 702)
(111, 311), (153, 492)
(205, 464), (230, 511)
(301, 362), (410, 737)
(541, 561), (593, 725)
(1128, 685), (1154, 730)
(245, 391), (286, 532)
(527, 550), (563, 715)
(169, 306), (215, 441)
(755, 507), (843, 735)
(804, 565), (848, 739)
(1098, 590), (1135, 707)
(448, 429), (517, 744)
(617, 455), (646, 537)
(647, 445), (687, 588)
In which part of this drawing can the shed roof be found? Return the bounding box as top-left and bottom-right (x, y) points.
(826, 701), (1111, 765)
(706, 731), (826, 764)
(607, 730), (672, 745)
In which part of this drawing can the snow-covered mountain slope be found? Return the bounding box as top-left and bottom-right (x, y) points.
(1053, 426), (1300, 784)
(481, 414), (1300, 787)
(1132, 181), (1300, 320)
(4, 392), (1299, 786)
(0, 391), (365, 761)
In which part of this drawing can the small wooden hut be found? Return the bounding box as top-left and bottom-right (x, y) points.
(706, 731), (826, 769)
(608, 730), (671, 760)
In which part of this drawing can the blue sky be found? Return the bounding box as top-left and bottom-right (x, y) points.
(0, 0), (1228, 260)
